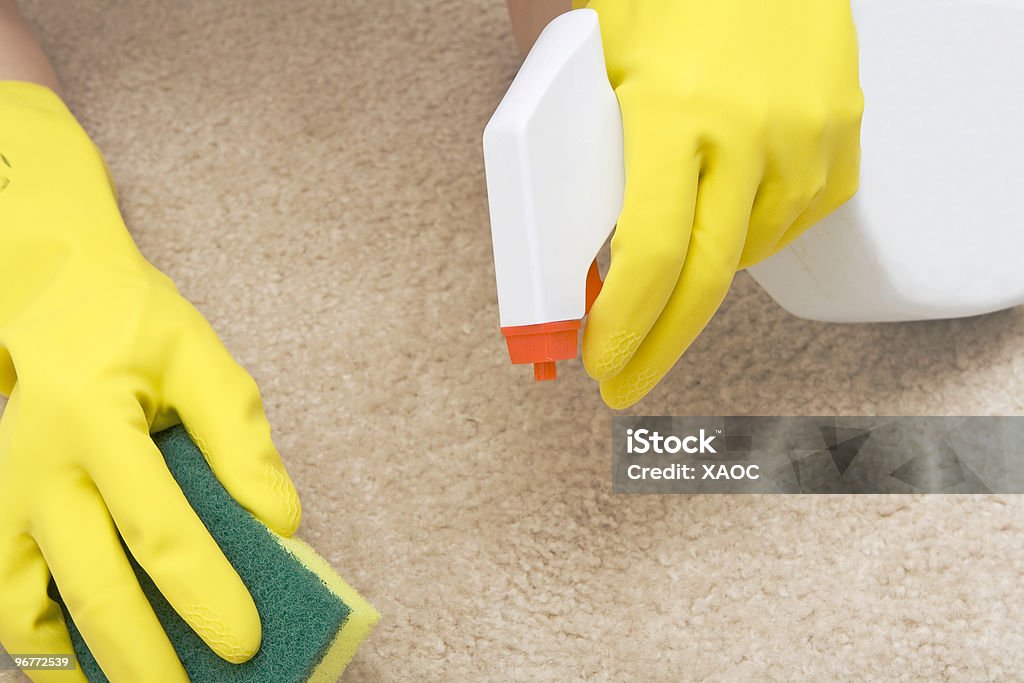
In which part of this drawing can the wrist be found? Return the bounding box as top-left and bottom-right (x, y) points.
(0, 1), (63, 96)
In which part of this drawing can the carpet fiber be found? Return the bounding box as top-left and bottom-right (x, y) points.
(3, 1), (1024, 680)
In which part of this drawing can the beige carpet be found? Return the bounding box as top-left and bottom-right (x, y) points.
(4, 1), (1024, 680)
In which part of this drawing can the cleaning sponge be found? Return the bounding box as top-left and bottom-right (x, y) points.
(54, 425), (378, 682)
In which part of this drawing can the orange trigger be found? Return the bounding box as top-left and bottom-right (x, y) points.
(585, 259), (603, 314)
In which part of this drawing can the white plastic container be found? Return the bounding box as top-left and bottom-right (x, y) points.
(748, 0), (1024, 321)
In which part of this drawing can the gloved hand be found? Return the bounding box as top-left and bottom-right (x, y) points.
(574, 1), (864, 407)
(0, 81), (301, 682)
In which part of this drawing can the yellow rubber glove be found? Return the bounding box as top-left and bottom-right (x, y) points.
(575, 1), (864, 407)
(0, 81), (301, 682)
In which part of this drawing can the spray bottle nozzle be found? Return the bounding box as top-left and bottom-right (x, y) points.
(499, 261), (604, 382)
(500, 319), (580, 382)
(533, 362), (558, 381)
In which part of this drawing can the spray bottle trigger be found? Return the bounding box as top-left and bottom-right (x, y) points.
(585, 259), (603, 315)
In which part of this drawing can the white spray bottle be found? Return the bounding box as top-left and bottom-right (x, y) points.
(484, 3), (1024, 379)
(484, 9), (621, 381)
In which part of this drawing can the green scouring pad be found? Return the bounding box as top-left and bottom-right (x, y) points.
(54, 425), (378, 682)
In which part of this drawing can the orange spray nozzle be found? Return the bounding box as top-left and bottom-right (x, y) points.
(499, 260), (603, 382)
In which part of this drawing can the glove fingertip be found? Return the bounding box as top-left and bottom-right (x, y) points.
(186, 590), (262, 665)
(600, 365), (659, 410)
(254, 462), (302, 538)
(582, 322), (643, 382)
